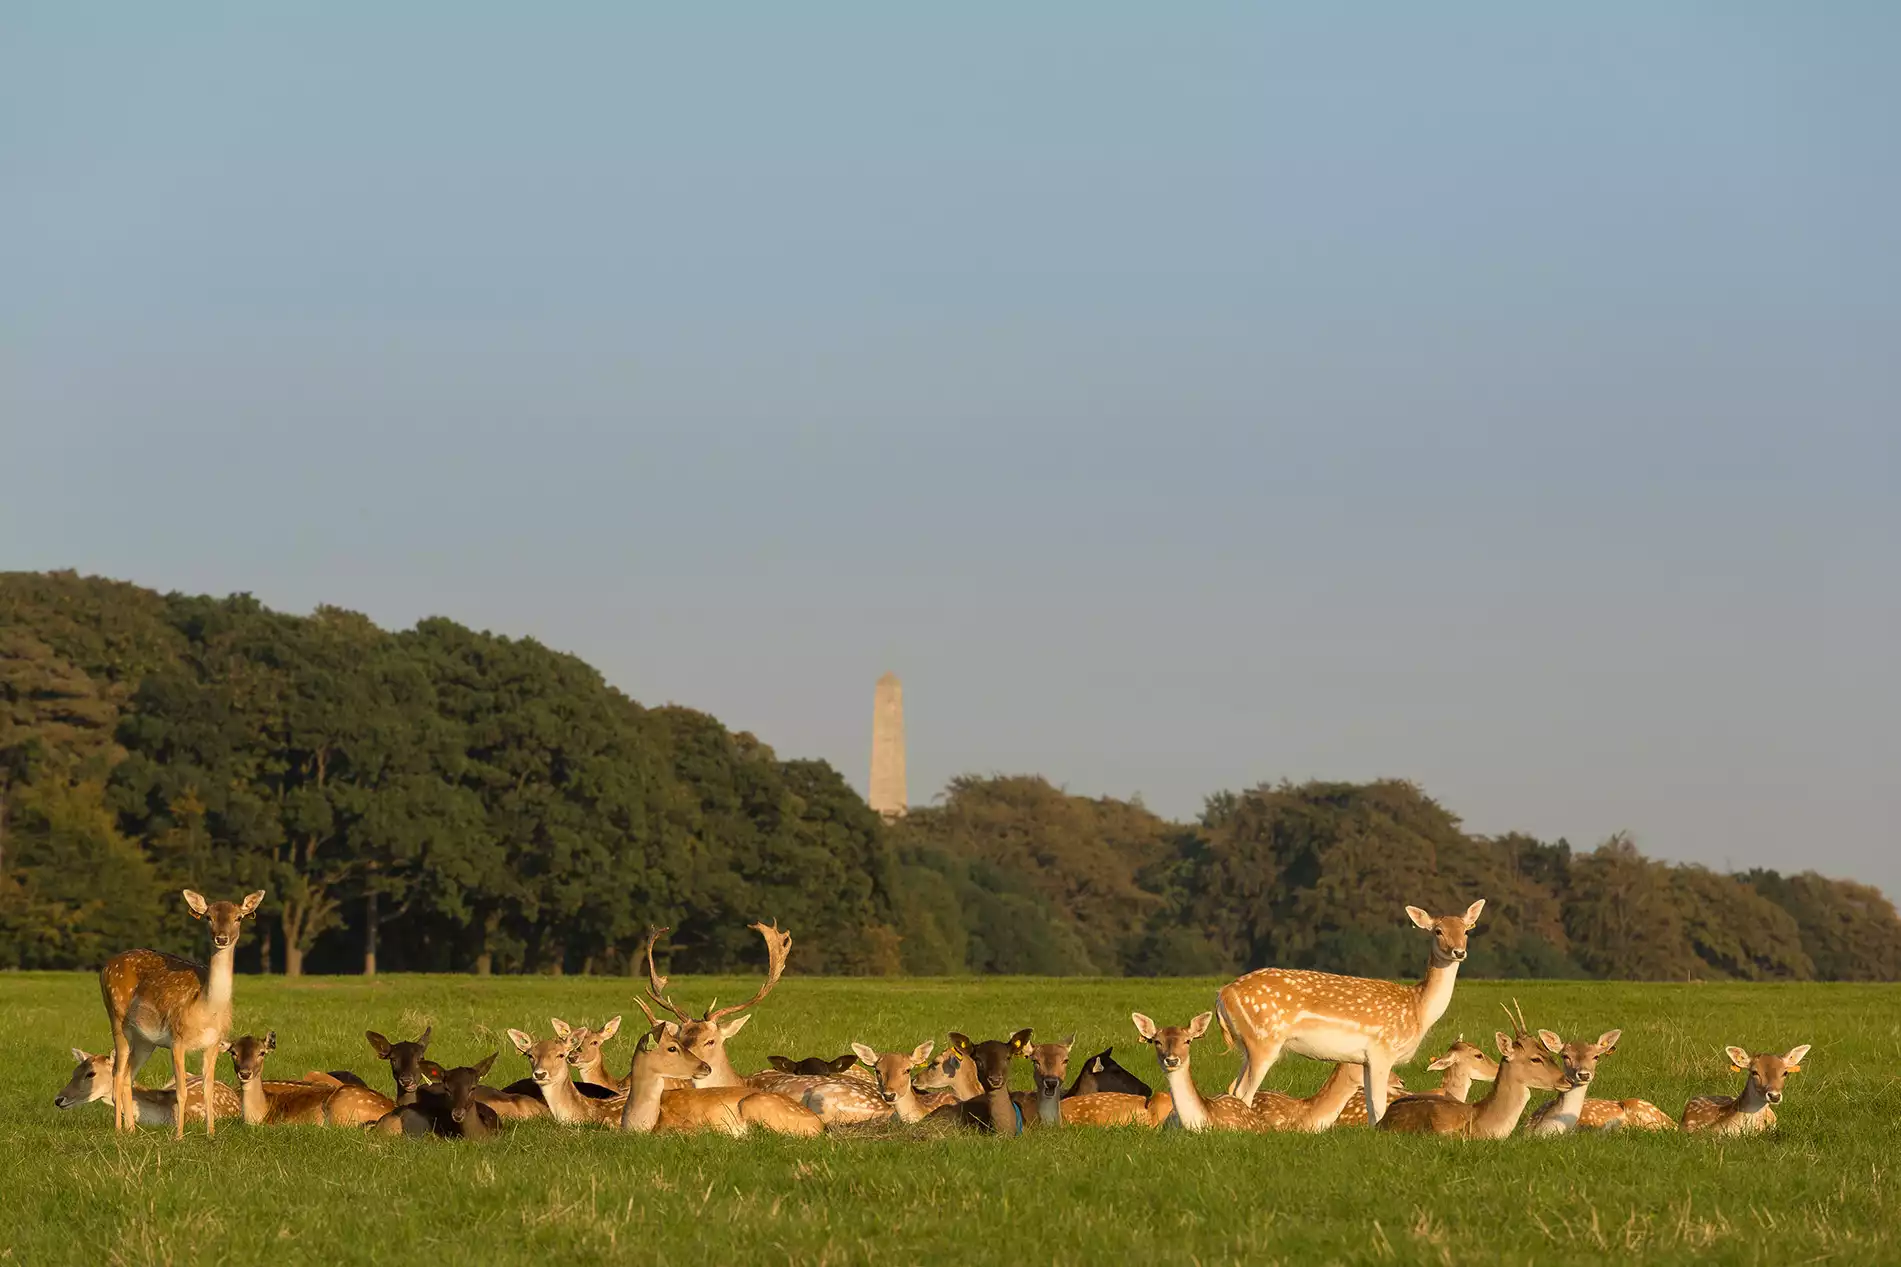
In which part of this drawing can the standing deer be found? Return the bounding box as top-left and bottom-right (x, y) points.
(1132, 1012), (1263, 1132)
(845, 1041), (938, 1124)
(1680, 1044), (1810, 1134)
(1215, 898), (1485, 1124)
(508, 1027), (625, 1125)
(222, 1033), (394, 1126)
(1063, 1047), (1151, 1098)
(1376, 1002), (1572, 1138)
(640, 922), (793, 1089)
(619, 1001), (824, 1136)
(54, 1048), (242, 1127)
(99, 889), (265, 1137)
(370, 1055), (503, 1141)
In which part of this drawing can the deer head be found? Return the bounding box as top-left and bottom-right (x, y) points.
(1493, 1000), (1571, 1094)
(1724, 1044), (1811, 1106)
(640, 922), (792, 1085)
(768, 1053), (859, 1077)
(366, 1027), (433, 1103)
(1537, 1027), (1622, 1088)
(183, 889), (265, 950)
(852, 1040), (935, 1106)
(54, 1050), (117, 1109)
(419, 1054), (498, 1124)
(948, 1031), (1030, 1094)
(508, 1027), (576, 1087)
(1425, 1038), (1499, 1079)
(632, 1022), (713, 1083)
(1020, 1032), (1075, 1100)
(1403, 899), (1485, 966)
(222, 1032), (277, 1086)
(1132, 1011), (1213, 1073)
(552, 1016), (620, 1079)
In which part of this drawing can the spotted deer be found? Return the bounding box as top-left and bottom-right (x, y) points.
(911, 1042), (979, 1113)
(99, 889), (266, 1137)
(620, 1001), (824, 1136)
(1132, 1012), (1263, 1133)
(370, 1055), (502, 1141)
(54, 1048), (241, 1127)
(1523, 1028), (1665, 1135)
(222, 1033), (394, 1126)
(1063, 1047), (1150, 1098)
(508, 1027), (626, 1125)
(641, 922), (793, 1089)
(1215, 898), (1485, 1124)
(1377, 1002), (1572, 1138)
(1255, 1062), (1408, 1132)
(845, 1041), (938, 1124)
(1680, 1044), (1809, 1134)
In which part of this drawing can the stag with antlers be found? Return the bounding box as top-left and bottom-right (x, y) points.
(639, 921), (793, 1089)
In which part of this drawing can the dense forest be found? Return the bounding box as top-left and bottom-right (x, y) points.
(4, 571), (1897, 981)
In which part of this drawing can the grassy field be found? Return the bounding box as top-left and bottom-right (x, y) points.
(1, 971), (1895, 1266)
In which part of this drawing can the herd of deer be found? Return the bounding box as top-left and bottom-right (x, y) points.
(55, 891), (1810, 1144)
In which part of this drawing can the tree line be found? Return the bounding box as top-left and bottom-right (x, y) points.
(4, 570), (1897, 982)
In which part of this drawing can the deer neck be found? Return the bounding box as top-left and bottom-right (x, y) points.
(1413, 958), (1460, 1036)
(1438, 1066), (1474, 1102)
(1731, 1077), (1772, 1118)
(539, 1068), (592, 1123)
(692, 1042), (746, 1089)
(1161, 1062), (1209, 1131)
(1471, 1062), (1539, 1138)
(620, 1059), (670, 1133)
(1035, 1086), (1061, 1127)
(573, 1054), (610, 1087)
(1303, 1063), (1364, 1128)
(890, 1084), (927, 1124)
(236, 1077), (269, 1126)
(205, 941), (238, 1011)
(983, 1086), (1019, 1135)
(1537, 1081), (1588, 1133)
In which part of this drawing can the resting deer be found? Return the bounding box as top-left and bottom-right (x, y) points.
(222, 1033), (394, 1126)
(370, 1055), (502, 1141)
(620, 1003), (823, 1136)
(845, 1041), (938, 1124)
(922, 1032), (1029, 1134)
(769, 1053), (862, 1078)
(641, 922), (793, 1089)
(1064, 1047), (1151, 1098)
(508, 1027), (625, 1125)
(1522, 1028), (1668, 1134)
(1421, 1038), (1499, 1103)
(1680, 1044), (1810, 1135)
(1216, 898), (1485, 1124)
(54, 1048), (241, 1127)
(99, 889), (265, 1137)
(1255, 1062), (1408, 1132)
(911, 1044), (977, 1113)
(556, 1016), (628, 1092)
(1132, 1012), (1262, 1132)
(1377, 1002), (1571, 1138)
(1001, 1032), (1074, 1128)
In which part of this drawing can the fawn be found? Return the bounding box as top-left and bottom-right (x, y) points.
(370, 1055), (503, 1141)
(1680, 1044), (1810, 1134)
(1132, 1012), (1261, 1132)
(508, 1026), (625, 1125)
(922, 1032), (1030, 1134)
(844, 1041), (939, 1124)
(1377, 1003), (1571, 1138)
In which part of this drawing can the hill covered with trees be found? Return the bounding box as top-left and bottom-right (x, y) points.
(4, 571), (1897, 981)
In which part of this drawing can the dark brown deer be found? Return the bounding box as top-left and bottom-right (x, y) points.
(366, 1028), (434, 1106)
(768, 1053), (861, 1078)
(369, 1054), (503, 1141)
(1064, 1047), (1151, 1098)
(99, 889), (265, 1137)
(923, 1032), (1029, 1135)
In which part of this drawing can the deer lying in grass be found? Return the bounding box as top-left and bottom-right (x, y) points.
(54, 1048), (242, 1127)
(508, 1027), (628, 1125)
(99, 889), (265, 1137)
(366, 1028), (434, 1106)
(769, 1053), (864, 1079)
(1253, 1062), (1408, 1132)
(910, 1045), (976, 1113)
(1132, 1012), (1262, 1132)
(922, 1032), (1029, 1134)
(370, 1055), (502, 1141)
(1680, 1044), (1809, 1134)
(1008, 1033), (1074, 1128)
(1522, 1028), (1672, 1134)
(1064, 1047), (1151, 1098)
(641, 922), (796, 1091)
(843, 1041), (938, 1124)
(1377, 1002), (1571, 1138)
(619, 1007), (824, 1136)
(552, 1017), (630, 1095)
(1420, 1038), (1499, 1103)
(222, 1033), (394, 1126)
(1216, 899), (1484, 1124)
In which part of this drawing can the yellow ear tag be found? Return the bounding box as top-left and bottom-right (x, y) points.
(1786, 1064), (1801, 1073)
(1730, 1064), (1746, 1072)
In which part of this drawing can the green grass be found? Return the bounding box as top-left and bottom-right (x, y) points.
(2, 972), (1895, 1266)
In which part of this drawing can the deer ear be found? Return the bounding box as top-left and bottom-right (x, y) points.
(1404, 905), (1435, 930)
(1010, 1029), (1034, 1052)
(72, 1047), (92, 1063)
(1061, 1033), (1076, 1050)
(1461, 898), (1486, 929)
(599, 1016), (621, 1042)
(1131, 1013), (1158, 1041)
(473, 1052), (497, 1080)
(416, 1026), (432, 1050)
(949, 1032), (973, 1055)
(718, 1014), (752, 1039)
(507, 1029), (535, 1055)
(1426, 1053), (1454, 1071)
(1724, 1045), (1751, 1071)
(1784, 1044), (1811, 1070)
(852, 1043), (880, 1067)
(1596, 1030), (1622, 1053)
(769, 1056), (796, 1073)
(1187, 1012), (1213, 1041)
(183, 890), (209, 918)
(910, 1040), (935, 1066)
(550, 1018), (572, 1039)
(365, 1031), (390, 1057)
(239, 890), (266, 917)
(218, 1040), (233, 1054)
(420, 1061), (445, 1081)
(1537, 1030), (1563, 1055)
(264, 1031), (276, 1053)
(1494, 1032), (1515, 1058)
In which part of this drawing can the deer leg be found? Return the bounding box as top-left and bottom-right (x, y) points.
(110, 1023), (134, 1132)
(171, 1045), (190, 1139)
(201, 1046), (217, 1137)
(1230, 1036), (1283, 1107)
(1363, 1055), (1394, 1126)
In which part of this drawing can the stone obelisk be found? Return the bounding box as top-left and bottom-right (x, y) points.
(868, 671), (907, 819)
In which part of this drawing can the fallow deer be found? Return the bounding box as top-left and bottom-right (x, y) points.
(619, 1003), (824, 1136)
(508, 1027), (625, 1125)
(99, 888), (265, 1137)
(1333, 1070), (1410, 1128)
(922, 1032), (1029, 1134)
(1131, 1012), (1263, 1132)
(1058, 1090), (1166, 1127)
(746, 1067), (891, 1127)
(1216, 898), (1485, 1125)
(1524, 1028), (1638, 1135)
(1063, 1047), (1151, 1098)
(641, 922), (793, 1089)
(366, 1027), (434, 1106)
(222, 1033), (394, 1126)
(1009, 1032), (1074, 1128)
(555, 1016), (630, 1092)
(1421, 1038), (1499, 1102)
(844, 1041), (938, 1124)
(769, 1053), (862, 1078)
(1680, 1044), (1810, 1134)
(911, 1043), (978, 1113)
(370, 1055), (503, 1141)
(1254, 1062), (1408, 1132)
(54, 1048), (242, 1127)
(1376, 1002), (1572, 1139)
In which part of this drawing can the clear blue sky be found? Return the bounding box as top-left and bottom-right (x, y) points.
(4, 4), (1896, 896)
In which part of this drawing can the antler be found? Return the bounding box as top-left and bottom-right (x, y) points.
(1499, 998), (1530, 1038)
(705, 921), (792, 1024)
(642, 926), (693, 1023)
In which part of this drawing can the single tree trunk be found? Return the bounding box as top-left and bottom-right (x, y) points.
(474, 952), (492, 976)
(259, 927), (273, 975)
(363, 889), (378, 977)
(286, 944), (305, 977)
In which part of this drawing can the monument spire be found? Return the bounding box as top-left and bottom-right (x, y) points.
(869, 671), (907, 819)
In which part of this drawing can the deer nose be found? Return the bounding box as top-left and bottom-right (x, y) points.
(451, 1108), (467, 1122)
(1767, 1090), (1782, 1103)
(1449, 948), (1467, 961)
(54, 1096), (68, 1108)
(1575, 1071), (1592, 1083)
